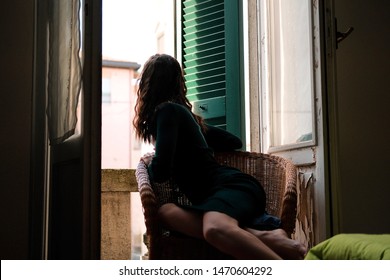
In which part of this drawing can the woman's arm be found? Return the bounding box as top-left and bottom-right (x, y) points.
(203, 124), (242, 152)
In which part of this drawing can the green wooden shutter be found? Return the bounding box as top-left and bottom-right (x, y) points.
(181, 0), (244, 141)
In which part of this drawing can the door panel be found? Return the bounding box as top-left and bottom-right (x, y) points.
(48, 0), (102, 259)
(49, 141), (83, 259)
(328, 0), (390, 234)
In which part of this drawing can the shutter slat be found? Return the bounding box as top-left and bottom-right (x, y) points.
(184, 45), (225, 62)
(184, 52), (225, 68)
(183, 2), (224, 21)
(183, 18), (224, 35)
(186, 75), (226, 90)
(183, 23), (224, 41)
(185, 66), (225, 81)
(183, 37), (224, 53)
(184, 29), (224, 47)
(183, 0), (213, 8)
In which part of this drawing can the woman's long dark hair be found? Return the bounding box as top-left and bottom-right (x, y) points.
(133, 54), (205, 143)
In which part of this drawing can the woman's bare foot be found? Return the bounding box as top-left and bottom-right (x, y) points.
(246, 228), (307, 259)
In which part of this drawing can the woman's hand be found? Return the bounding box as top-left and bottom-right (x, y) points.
(141, 152), (154, 166)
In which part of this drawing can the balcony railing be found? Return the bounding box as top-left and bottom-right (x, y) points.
(101, 169), (146, 260)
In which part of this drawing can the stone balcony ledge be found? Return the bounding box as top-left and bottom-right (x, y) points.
(101, 169), (140, 260)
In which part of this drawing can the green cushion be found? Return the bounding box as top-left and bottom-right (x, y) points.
(305, 234), (390, 260)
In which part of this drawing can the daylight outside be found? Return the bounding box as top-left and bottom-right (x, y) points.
(101, 0), (175, 259)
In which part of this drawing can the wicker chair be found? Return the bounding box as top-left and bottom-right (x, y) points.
(135, 151), (298, 259)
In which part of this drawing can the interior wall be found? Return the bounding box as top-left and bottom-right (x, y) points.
(0, 0), (35, 259)
(335, 0), (390, 233)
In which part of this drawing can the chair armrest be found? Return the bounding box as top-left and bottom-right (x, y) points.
(279, 159), (298, 237)
(135, 161), (159, 235)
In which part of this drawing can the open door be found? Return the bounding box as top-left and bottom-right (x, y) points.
(325, 0), (390, 234)
(257, 0), (329, 247)
(47, 0), (102, 259)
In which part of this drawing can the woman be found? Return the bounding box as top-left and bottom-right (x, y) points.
(133, 54), (306, 259)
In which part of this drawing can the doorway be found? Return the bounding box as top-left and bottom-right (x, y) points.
(101, 0), (176, 259)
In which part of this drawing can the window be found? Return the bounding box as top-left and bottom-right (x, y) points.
(102, 77), (111, 103)
(260, 0), (316, 151)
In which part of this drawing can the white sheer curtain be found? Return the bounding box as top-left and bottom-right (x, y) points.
(47, 0), (82, 145)
(267, 0), (314, 147)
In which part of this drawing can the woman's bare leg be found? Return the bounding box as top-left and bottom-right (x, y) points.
(158, 203), (204, 239)
(203, 211), (282, 259)
(245, 228), (307, 260)
(158, 204), (305, 259)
